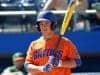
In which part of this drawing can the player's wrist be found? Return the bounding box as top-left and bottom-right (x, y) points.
(58, 60), (62, 67)
(24, 63), (44, 72)
(43, 63), (53, 71)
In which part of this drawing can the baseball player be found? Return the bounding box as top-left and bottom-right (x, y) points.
(25, 11), (81, 75)
(1, 52), (27, 75)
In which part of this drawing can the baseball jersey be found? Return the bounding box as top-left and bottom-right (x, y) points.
(25, 34), (80, 75)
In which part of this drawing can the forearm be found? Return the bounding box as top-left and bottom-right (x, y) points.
(43, 0), (54, 10)
(61, 59), (77, 68)
(24, 63), (44, 72)
(27, 68), (41, 75)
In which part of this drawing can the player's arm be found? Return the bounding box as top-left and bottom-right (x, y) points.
(78, 0), (88, 10)
(43, 0), (67, 10)
(42, 0), (55, 10)
(24, 42), (44, 74)
(61, 56), (81, 68)
(24, 63), (44, 75)
(59, 39), (81, 69)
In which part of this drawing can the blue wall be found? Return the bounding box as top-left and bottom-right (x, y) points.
(0, 32), (41, 56)
(65, 31), (100, 54)
(0, 31), (100, 56)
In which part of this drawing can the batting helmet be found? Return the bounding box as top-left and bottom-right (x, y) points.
(36, 11), (57, 31)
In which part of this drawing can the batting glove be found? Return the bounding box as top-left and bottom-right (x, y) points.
(43, 56), (62, 71)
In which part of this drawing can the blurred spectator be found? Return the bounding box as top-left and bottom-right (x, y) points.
(87, 0), (100, 31)
(68, 0), (89, 32)
(72, 10), (91, 32)
(88, 0), (100, 9)
(73, 17), (88, 32)
(42, 0), (88, 10)
(1, 52), (27, 75)
(77, 0), (88, 10)
(42, 0), (89, 32)
(42, 0), (67, 10)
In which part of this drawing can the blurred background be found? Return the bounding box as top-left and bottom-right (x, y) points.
(0, 0), (100, 75)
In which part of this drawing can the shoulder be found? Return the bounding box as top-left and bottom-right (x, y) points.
(29, 36), (43, 46)
(61, 36), (75, 46)
(5, 66), (15, 70)
(28, 36), (44, 50)
(61, 36), (71, 43)
(2, 66), (16, 73)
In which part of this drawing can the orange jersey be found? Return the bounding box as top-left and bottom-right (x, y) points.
(25, 34), (80, 75)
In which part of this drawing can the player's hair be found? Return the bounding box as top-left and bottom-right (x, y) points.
(36, 11), (57, 31)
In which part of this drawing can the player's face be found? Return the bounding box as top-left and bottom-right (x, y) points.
(39, 20), (53, 35)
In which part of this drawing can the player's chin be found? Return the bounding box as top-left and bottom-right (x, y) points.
(41, 30), (48, 33)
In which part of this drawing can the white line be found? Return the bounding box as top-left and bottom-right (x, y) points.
(0, 10), (97, 16)
(72, 72), (100, 75)
(85, 10), (97, 13)
(0, 11), (37, 15)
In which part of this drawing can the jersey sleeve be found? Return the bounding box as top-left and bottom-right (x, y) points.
(61, 37), (80, 60)
(25, 42), (35, 64)
(66, 40), (80, 59)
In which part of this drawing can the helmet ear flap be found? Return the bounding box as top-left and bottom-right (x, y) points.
(37, 26), (41, 31)
(51, 22), (56, 30)
(36, 22), (41, 31)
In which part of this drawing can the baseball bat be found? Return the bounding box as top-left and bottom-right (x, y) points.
(60, 0), (79, 35)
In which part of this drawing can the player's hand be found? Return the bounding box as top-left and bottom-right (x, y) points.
(43, 56), (62, 71)
(43, 63), (53, 71)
